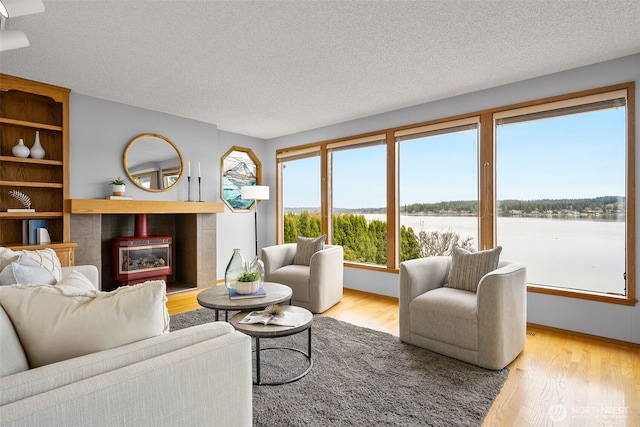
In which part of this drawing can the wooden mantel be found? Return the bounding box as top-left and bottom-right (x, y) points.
(66, 199), (224, 214)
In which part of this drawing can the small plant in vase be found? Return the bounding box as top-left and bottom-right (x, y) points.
(110, 177), (126, 196)
(236, 271), (261, 294)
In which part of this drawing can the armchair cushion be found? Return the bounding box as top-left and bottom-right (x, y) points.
(0, 279), (169, 368)
(446, 245), (502, 292)
(294, 235), (326, 265)
(0, 255), (56, 286)
(410, 287), (478, 351)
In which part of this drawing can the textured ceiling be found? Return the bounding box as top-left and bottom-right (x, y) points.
(1, 1), (639, 139)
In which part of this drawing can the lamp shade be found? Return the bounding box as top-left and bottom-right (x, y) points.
(241, 185), (269, 201)
(0, 29), (29, 52)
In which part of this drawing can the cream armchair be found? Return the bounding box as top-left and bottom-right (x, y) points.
(262, 244), (344, 313)
(399, 256), (527, 370)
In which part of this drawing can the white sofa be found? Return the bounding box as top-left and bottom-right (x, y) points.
(0, 265), (253, 427)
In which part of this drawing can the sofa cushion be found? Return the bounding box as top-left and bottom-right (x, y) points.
(55, 269), (96, 292)
(0, 279), (170, 368)
(0, 306), (29, 377)
(294, 235), (326, 266)
(446, 245), (502, 292)
(0, 247), (62, 282)
(0, 255), (57, 286)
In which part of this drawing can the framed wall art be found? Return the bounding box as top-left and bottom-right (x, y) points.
(220, 146), (262, 212)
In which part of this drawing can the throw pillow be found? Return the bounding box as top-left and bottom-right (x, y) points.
(294, 235), (326, 266)
(0, 247), (62, 282)
(55, 269), (96, 293)
(0, 255), (57, 286)
(446, 245), (502, 292)
(0, 280), (170, 368)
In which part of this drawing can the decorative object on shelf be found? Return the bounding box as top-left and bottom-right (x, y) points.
(22, 219), (48, 243)
(37, 227), (51, 244)
(241, 184), (269, 278)
(8, 189), (34, 212)
(11, 138), (30, 158)
(186, 161), (192, 202)
(224, 248), (246, 292)
(30, 131), (45, 159)
(221, 146), (261, 212)
(110, 177), (126, 196)
(235, 271), (261, 294)
(198, 161), (203, 202)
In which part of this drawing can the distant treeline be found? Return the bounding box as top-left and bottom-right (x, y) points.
(290, 196), (625, 217)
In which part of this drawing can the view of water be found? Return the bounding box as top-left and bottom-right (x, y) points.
(364, 214), (626, 295)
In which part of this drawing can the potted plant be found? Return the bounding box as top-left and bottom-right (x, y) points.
(236, 271), (261, 294)
(110, 177), (126, 196)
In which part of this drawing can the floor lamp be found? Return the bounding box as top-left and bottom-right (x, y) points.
(241, 185), (270, 258)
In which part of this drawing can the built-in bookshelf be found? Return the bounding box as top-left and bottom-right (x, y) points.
(0, 74), (76, 266)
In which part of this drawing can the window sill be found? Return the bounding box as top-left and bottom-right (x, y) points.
(527, 284), (636, 306)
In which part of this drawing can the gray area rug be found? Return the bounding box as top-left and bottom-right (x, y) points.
(170, 309), (508, 426)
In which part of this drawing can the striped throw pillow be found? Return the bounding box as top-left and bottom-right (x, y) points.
(294, 235), (326, 266)
(446, 245), (502, 292)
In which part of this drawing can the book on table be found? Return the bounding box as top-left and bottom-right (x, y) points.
(228, 287), (266, 300)
(239, 310), (303, 327)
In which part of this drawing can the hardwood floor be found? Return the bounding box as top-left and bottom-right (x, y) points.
(167, 287), (640, 426)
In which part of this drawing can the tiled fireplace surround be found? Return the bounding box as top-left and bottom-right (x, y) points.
(70, 213), (217, 291)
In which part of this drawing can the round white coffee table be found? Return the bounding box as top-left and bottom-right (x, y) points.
(197, 282), (292, 321)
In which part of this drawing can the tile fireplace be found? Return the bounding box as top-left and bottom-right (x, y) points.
(68, 199), (223, 291)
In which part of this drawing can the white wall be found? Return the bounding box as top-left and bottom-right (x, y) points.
(70, 94), (219, 202)
(264, 53), (640, 344)
(69, 95), (265, 286)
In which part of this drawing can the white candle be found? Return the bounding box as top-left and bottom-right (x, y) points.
(188, 161), (191, 177)
(198, 161), (201, 177)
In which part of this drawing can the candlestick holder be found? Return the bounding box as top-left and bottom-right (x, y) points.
(186, 176), (193, 202)
(198, 177), (203, 202)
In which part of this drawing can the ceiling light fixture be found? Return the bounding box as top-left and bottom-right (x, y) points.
(0, 0), (44, 52)
(1, 0), (44, 18)
(0, 1), (9, 19)
(0, 28), (29, 51)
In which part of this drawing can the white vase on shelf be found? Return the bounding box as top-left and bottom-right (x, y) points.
(30, 131), (45, 159)
(11, 138), (30, 158)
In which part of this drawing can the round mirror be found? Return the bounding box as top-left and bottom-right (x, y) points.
(123, 133), (183, 192)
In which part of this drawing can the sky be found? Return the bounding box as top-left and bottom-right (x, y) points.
(282, 107), (626, 209)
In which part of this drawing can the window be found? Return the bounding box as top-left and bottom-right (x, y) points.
(274, 82), (635, 305)
(277, 148), (322, 242)
(397, 118), (480, 261)
(329, 135), (387, 265)
(495, 90), (628, 297)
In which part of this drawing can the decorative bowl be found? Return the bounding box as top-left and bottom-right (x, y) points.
(236, 280), (260, 294)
